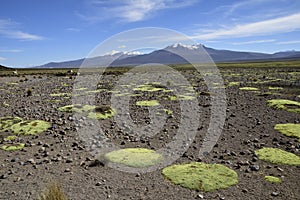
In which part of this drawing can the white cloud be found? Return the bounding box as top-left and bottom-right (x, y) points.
(233, 39), (276, 45)
(0, 19), (44, 41)
(192, 13), (300, 40)
(225, 0), (274, 16)
(119, 0), (197, 22)
(0, 57), (6, 61)
(8, 31), (44, 41)
(66, 28), (81, 32)
(276, 40), (300, 45)
(82, 0), (196, 23)
(0, 49), (23, 53)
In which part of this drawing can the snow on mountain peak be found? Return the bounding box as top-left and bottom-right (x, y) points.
(104, 50), (142, 56)
(167, 43), (201, 50)
(104, 50), (122, 56)
(124, 51), (142, 55)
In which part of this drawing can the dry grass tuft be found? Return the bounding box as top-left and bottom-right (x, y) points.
(38, 182), (67, 200)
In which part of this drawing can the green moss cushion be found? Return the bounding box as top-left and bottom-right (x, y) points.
(104, 148), (163, 168)
(11, 120), (51, 135)
(255, 147), (300, 165)
(162, 162), (238, 192)
(267, 99), (300, 114)
(274, 123), (300, 141)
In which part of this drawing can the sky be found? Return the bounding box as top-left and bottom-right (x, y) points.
(0, 0), (300, 67)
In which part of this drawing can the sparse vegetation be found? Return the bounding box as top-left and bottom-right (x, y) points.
(38, 182), (67, 200)
(239, 87), (259, 91)
(0, 117), (50, 151)
(1, 143), (25, 151)
(88, 106), (116, 120)
(264, 176), (281, 184)
(58, 104), (116, 120)
(228, 82), (240, 87)
(11, 120), (51, 135)
(162, 162), (238, 192)
(267, 99), (300, 114)
(274, 123), (300, 141)
(1, 61), (300, 198)
(136, 100), (160, 107)
(104, 148), (163, 168)
(255, 147), (300, 165)
(58, 104), (95, 113)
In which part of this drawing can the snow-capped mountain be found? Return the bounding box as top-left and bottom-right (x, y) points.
(35, 51), (139, 68)
(33, 44), (300, 68)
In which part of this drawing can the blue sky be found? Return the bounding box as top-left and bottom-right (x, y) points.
(0, 0), (300, 67)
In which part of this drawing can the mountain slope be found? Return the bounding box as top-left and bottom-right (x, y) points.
(0, 64), (12, 70)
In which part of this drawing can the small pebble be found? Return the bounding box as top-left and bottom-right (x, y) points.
(64, 168), (71, 172)
(271, 192), (279, 197)
(250, 165), (260, 171)
(95, 182), (102, 186)
(27, 158), (35, 165)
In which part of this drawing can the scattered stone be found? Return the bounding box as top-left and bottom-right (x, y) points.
(64, 168), (71, 172)
(43, 143), (50, 148)
(242, 189), (248, 193)
(10, 158), (19, 162)
(277, 167), (284, 172)
(252, 157), (258, 162)
(253, 138), (259, 143)
(27, 158), (35, 165)
(0, 174), (8, 179)
(95, 182), (102, 186)
(89, 159), (106, 167)
(250, 165), (260, 171)
(271, 192), (279, 197)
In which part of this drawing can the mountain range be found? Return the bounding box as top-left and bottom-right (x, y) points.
(34, 44), (300, 68)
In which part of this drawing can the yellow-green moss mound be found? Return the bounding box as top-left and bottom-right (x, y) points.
(1, 143), (25, 151)
(4, 135), (17, 141)
(228, 82), (240, 87)
(268, 86), (283, 90)
(255, 147), (300, 165)
(264, 176), (281, 183)
(1, 117), (50, 136)
(267, 99), (300, 114)
(0, 117), (23, 132)
(274, 123), (300, 141)
(1, 117), (50, 151)
(88, 106), (116, 120)
(162, 162), (238, 192)
(167, 95), (196, 101)
(134, 84), (171, 92)
(11, 120), (51, 135)
(104, 148), (163, 168)
(58, 104), (95, 113)
(136, 100), (160, 107)
(239, 87), (259, 91)
(58, 104), (116, 120)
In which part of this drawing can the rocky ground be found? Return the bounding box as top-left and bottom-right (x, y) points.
(0, 67), (299, 200)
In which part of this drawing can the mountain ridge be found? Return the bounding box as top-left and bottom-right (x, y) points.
(33, 44), (300, 68)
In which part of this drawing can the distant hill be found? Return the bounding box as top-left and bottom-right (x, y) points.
(34, 44), (300, 68)
(0, 64), (12, 70)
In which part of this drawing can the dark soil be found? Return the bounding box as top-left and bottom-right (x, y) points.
(0, 67), (299, 200)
